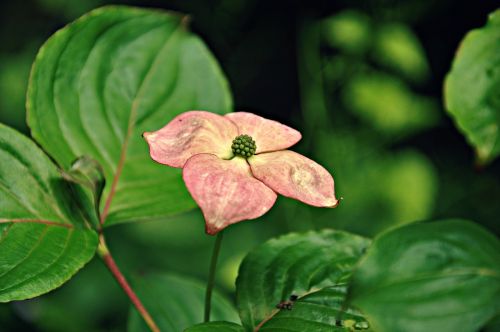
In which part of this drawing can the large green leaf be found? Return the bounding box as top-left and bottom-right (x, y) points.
(0, 124), (97, 302)
(236, 229), (370, 331)
(27, 5), (233, 227)
(444, 9), (500, 164)
(185, 321), (244, 332)
(348, 219), (500, 332)
(127, 273), (239, 332)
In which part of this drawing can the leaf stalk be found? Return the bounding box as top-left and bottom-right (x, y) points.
(97, 234), (160, 332)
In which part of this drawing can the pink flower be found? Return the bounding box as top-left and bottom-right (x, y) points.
(143, 111), (338, 235)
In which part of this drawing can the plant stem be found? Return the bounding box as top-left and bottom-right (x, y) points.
(254, 309), (279, 331)
(204, 231), (224, 322)
(97, 235), (160, 332)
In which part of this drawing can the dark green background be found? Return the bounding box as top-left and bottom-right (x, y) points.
(1, 0), (499, 331)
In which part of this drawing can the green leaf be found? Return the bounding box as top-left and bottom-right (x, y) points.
(259, 286), (371, 332)
(444, 9), (500, 164)
(62, 156), (105, 204)
(348, 219), (500, 332)
(185, 321), (244, 332)
(127, 273), (239, 332)
(62, 156), (105, 228)
(0, 124), (98, 302)
(0, 47), (34, 132)
(236, 229), (370, 331)
(27, 5), (233, 227)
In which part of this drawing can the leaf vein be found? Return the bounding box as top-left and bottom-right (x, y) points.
(0, 228), (75, 295)
(100, 20), (185, 224)
(0, 225), (50, 280)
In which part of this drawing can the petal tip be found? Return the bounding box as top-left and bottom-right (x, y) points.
(205, 223), (222, 236)
(142, 131), (153, 141)
(329, 197), (340, 208)
(203, 213), (229, 235)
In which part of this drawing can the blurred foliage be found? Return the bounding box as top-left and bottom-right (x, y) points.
(36, 0), (103, 19)
(0, 47), (35, 132)
(316, 131), (438, 235)
(14, 259), (127, 332)
(373, 23), (430, 83)
(342, 72), (438, 135)
(0, 0), (499, 331)
(128, 274), (239, 331)
(323, 11), (430, 82)
(322, 10), (372, 55)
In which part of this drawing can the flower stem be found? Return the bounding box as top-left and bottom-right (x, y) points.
(97, 235), (160, 332)
(204, 230), (224, 322)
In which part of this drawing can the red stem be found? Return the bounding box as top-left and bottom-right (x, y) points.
(98, 235), (160, 332)
(254, 309), (279, 331)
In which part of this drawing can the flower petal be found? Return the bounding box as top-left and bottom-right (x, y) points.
(225, 112), (301, 153)
(143, 111), (238, 168)
(183, 154), (277, 235)
(249, 150), (338, 207)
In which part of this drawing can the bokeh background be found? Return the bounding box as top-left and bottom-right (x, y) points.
(1, 0), (499, 331)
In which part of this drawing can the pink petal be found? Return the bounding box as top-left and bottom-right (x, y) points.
(225, 112), (301, 153)
(249, 151), (338, 207)
(182, 154), (277, 235)
(144, 111), (238, 168)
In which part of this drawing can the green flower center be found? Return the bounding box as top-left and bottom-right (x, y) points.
(231, 134), (256, 158)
